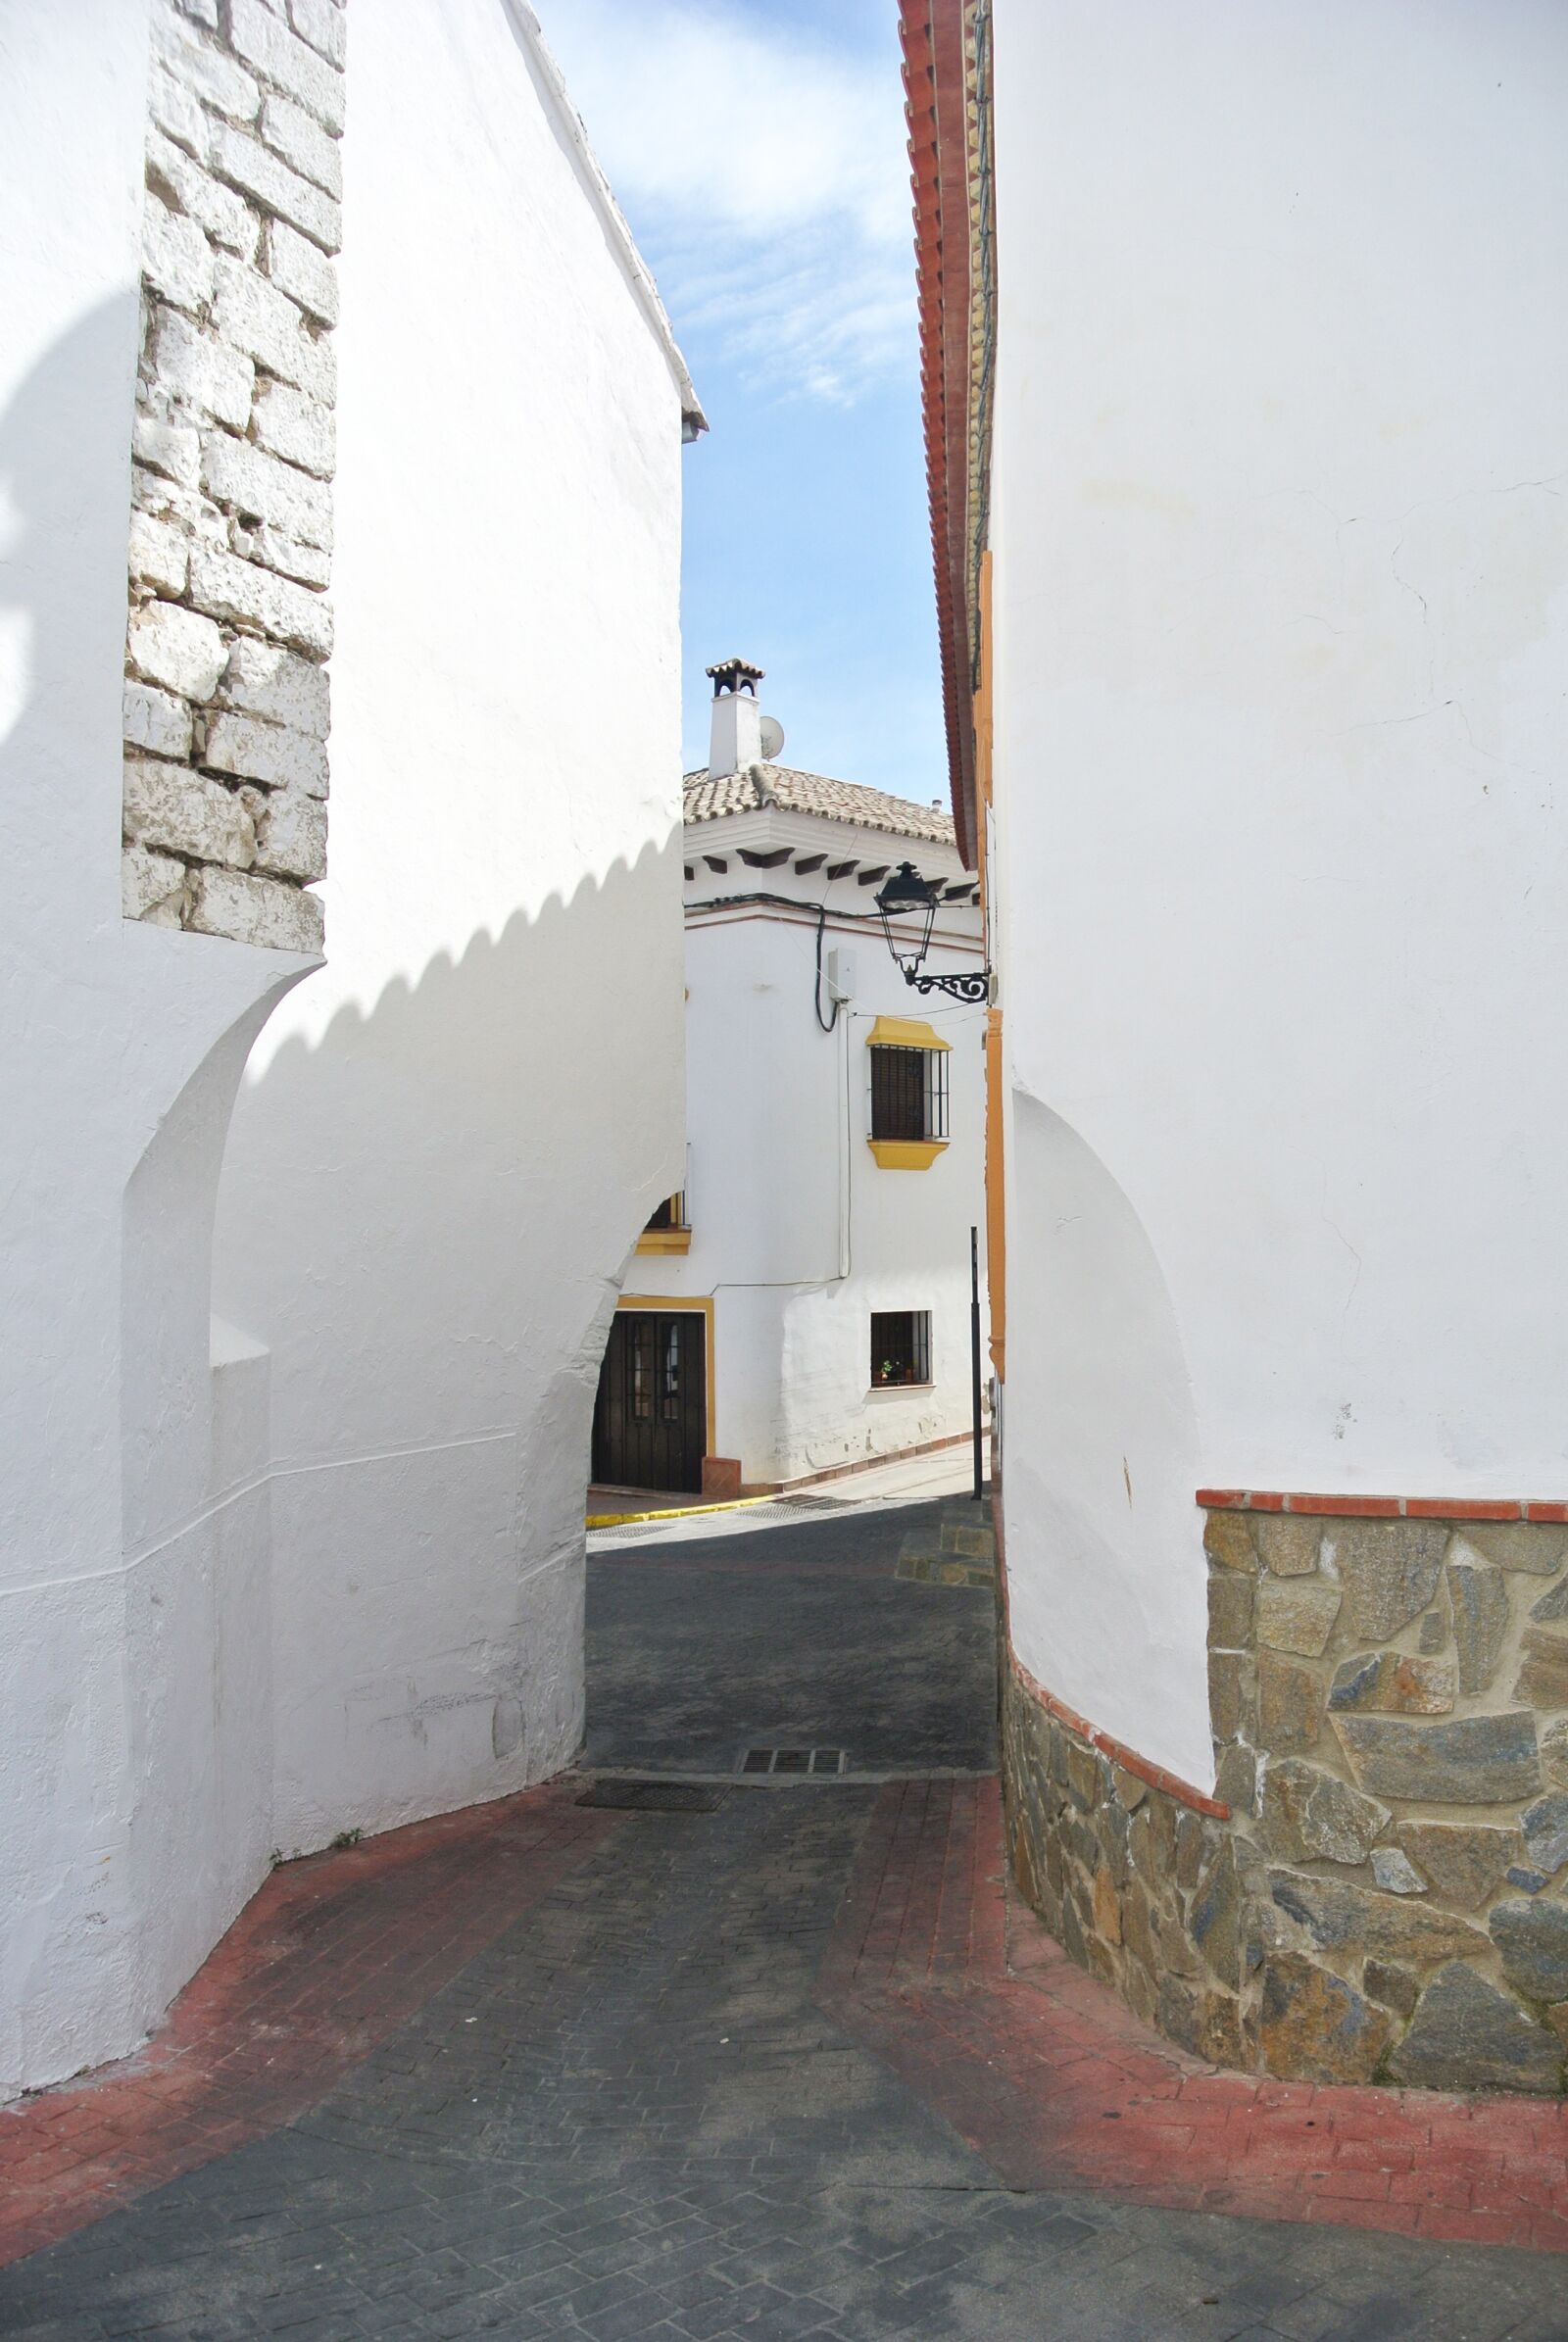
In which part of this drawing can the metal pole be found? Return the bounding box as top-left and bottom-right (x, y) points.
(970, 1224), (984, 1502)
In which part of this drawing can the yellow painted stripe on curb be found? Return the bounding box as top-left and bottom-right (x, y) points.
(585, 1493), (779, 1531)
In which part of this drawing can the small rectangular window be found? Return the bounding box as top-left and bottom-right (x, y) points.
(644, 1190), (687, 1232)
(869, 1045), (948, 1142)
(870, 1310), (931, 1389)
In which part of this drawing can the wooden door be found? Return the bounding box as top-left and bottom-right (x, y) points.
(592, 1310), (706, 1493)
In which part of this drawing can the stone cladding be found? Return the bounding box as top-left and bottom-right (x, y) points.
(122, 0), (343, 952)
(1004, 1500), (1568, 2091)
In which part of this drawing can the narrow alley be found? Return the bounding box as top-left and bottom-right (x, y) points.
(4, 1491), (1568, 2340)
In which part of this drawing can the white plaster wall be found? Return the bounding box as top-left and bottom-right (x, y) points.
(212, 0), (688, 1852)
(991, 0), (1568, 1787)
(0, 0), (315, 2096)
(634, 889), (986, 1484)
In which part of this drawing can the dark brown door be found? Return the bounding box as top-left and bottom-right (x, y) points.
(592, 1310), (706, 1493)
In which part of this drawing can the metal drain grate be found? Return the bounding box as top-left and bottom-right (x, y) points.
(739, 1746), (847, 1777)
(576, 1779), (729, 1812)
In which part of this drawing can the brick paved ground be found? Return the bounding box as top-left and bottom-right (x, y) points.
(4, 1500), (1568, 2338)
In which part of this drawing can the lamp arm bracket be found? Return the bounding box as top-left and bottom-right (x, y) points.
(902, 967), (992, 1005)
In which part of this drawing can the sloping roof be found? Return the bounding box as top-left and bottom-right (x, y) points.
(683, 764), (956, 847)
(900, 0), (990, 863)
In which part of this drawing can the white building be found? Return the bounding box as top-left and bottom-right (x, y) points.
(906, 0), (1568, 2089)
(1, 0), (695, 2100)
(595, 661), (988, 1501)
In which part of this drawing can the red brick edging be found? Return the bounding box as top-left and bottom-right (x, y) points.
(1007, 1654), (1228, 1820)
(1199, 1488), (1568, 1524)
(823, 1779), (1568, 2253)
(0, 1783), (617, 2270)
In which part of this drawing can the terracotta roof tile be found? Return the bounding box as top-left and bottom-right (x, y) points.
(683, 764), (956, 847)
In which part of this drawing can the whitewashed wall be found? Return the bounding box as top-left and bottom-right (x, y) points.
(637, 890), (986, 1486)
(991, 0), (1568, 1787)
(211, 0), (688, 1854)
(0, 0), (316, 2097)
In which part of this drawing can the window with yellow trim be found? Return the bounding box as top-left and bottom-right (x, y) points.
(869, 1042), (948, 1143)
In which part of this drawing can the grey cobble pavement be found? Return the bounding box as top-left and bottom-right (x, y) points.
(3, 1503), (1567, 2338)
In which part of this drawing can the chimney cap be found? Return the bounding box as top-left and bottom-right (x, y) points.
(706, 656), (765, 698)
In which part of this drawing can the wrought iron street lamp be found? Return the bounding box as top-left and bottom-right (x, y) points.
(873, 862), (991, 1004)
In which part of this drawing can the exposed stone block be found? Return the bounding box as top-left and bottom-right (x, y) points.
(210, 124), (342, 259)
(1190, 1838), (1245, 1988)
(1254, 1517), (1320, 1577)
(1507, 1866), (1550, 1894)
(142, 192), (215, 314)
(1267, 1869), (1489, 1965)
(264, 216), (337, 325)
(229, 519), (328, 587)
(1256, 1575), (1341, 1657)
(1327, 1649), (1454, 1715)
(1388, 1963), (1562, 2093)
(122, 844), (187, 925)
(1515, 1628), (1568, 1708)
(124, 681), (193, 761)
(148, 61), (210, 159)
(1255, 1651), (1322, 1754)
(1259, 1953), (1392, 2084)
(1370, 1848), (1426, 1895)
(1259, 1758), (1389, 1866)
(1207, 1570), (1253, 1649)
(1532, 1577), (1568, 1623)
(205, 710), (327, 794)
(251, 786), (326, 881)
(153, 9), (262, 122)
(1543, 1719), (1568, 1790)
(288, 0), (346, 71)
(1202, 1512), (1257, 1573)
(1492, 1898), (1568, 2002)
(1466, 1525), (1568, 1576)
(1396, 1823), (1524, 1909)
(1418, 1608), (1446, 1653)
(1336, 1710), (1541, 1804)
(1521, 1791), (1568, 1877)
(132, 410), (202, 485)
(260, 92), (342, 200)
(251, 379), (334, 477)
(188, 865), (323, 951)
(123, 756), (254, 867)
(127, 600), (226, 701)
(146, 127), (261, 259)
(148, 304), (255, 428)
(1446, 1541), (1511, 1695)
(212, 253), (335, 400)
(201, 428), (330, 546)
(1213, 1743), (1256, 1817)
(225, 0), (345, 132)
(1326, 1519), (1447, 1641)
(219, 636), (328, 737)
(1363, 1959), (1419, 2020)
(1207, 1649), (1251, 1743)
(189, 545), (332, 656)
(128, 510), (189, 597)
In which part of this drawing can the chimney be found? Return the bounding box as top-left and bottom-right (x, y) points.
(706, 656), (766, 778)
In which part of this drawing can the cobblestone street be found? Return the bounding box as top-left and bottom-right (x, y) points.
(4, 1499), (1568, 2339)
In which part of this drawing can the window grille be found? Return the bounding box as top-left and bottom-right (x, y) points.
(869, 1046), (949, 1143)
(870, 1309), (932, 1389)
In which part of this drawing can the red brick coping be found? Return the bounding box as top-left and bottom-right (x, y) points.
(826, 1779), (1568, 2252)
(1008, 1654), (1229, 1821)
(0, 1781), (616, 2270)
(1198, 1488), (1568, 1523)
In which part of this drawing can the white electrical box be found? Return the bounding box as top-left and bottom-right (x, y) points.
(825, 947), (856, 1003)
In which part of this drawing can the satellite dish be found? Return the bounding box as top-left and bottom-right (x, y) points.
(759, 714), (786, 761)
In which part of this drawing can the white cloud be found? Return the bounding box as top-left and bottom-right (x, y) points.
(541, 0), (914, 404)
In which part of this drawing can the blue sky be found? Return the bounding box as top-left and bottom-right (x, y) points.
(544, 0), (945, 805)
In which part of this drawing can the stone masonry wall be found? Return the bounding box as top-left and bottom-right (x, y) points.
(1004, 1501), (1568, 2092)
(122, 0), (343, 953)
